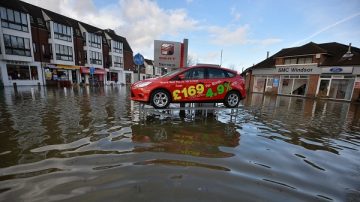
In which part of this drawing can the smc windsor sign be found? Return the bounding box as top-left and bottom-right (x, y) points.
(276, 65), (320, 75)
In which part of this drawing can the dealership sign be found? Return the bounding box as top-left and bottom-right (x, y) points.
(276, 65), (320, 75)
(154, 40), (182, 69)
(321, 66), (353, 74)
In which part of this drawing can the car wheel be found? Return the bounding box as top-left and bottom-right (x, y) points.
(224, 91), (240, 108)
(150, 89), (171, 109)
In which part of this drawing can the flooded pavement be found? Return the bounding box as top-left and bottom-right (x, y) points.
(0, 86), (360, 202)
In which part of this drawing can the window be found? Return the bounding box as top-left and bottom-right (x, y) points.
(55, 44), (73, 61)
(284, 57), (313, 65)
(53, 22), (72, 42)
(113, 56), (123, 67)
(207, 68), (229, 79)
(1, 8), (28, 32)
(183, 68), (205, 80)
(298, 57), (313, 64)
(3, 34), (31, 56)
(89, 33), (101, 48)
(284, 58), (297, 65)
(113, 41), (123, 53)
(90, 51), (102, 65)
(32, 43), (37, 53)
(7, 65), (38, 80)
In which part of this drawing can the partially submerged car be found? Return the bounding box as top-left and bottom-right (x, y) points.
(131, 65), (246, 109)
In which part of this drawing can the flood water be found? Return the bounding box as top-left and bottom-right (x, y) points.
(0, 86), (359, 202)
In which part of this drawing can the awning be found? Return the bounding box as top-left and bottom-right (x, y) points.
(80, 67), (106, 75)
(45, 64), (80, 70)
(57, 64), (81, 70)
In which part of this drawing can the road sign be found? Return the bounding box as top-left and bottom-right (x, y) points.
(134, 53), (144, 66)
(90, 67), (95, 75)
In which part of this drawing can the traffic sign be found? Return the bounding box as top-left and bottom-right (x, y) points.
(90, 67), (95, 75)
(134, 53), (144, 66)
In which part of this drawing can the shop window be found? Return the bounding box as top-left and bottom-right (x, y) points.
(328, 79), (354, 100)
(318, 80), (330, 97)
(7, 65), (38, 80)
(280, 76), (308, 96)
(253, 76), (266, 93)
(265, 77), (274, 92)
(280, 78), (293, 94)
(292, 79), (307, 95)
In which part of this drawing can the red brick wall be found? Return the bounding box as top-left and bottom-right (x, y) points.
(31, 27), (50, 63)
(102, 44), (110, 69)
(306, 75), (319, 98)
(352, 88), (360, 102)
(74, 37), (85, 66)
(275, 57), (284, 65)
(124, 50), (134, 71)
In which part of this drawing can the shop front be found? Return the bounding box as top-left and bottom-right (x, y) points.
(316, 67), (357, 101)
(80, 67), (106, 85)
(44, 64), (80, 86)
(0, 61), (44, 86)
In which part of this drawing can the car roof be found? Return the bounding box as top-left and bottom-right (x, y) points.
(186, 65), (238, 74)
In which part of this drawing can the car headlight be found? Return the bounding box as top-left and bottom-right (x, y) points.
(136, 81), (152, 88)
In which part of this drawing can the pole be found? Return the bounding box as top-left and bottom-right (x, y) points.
(138, 65), (140, 81)
(220, 49), (223, 67)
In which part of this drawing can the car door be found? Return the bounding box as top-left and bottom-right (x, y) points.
(202, 67), (232, 101)
(170, 67), (206, 102)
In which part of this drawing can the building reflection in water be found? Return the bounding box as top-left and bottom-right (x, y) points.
(243, 93), (360, 154)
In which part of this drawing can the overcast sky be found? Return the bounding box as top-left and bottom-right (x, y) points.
(24, 0), (360, 71)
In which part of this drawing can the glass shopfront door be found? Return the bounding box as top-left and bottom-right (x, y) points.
(279, 75), (308, 96)
(317, 76), (355, 100)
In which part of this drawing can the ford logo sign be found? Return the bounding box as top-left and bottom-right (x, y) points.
(330, 67), (343, 73)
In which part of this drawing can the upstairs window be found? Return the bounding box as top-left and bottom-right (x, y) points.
(55, 44), (73, 61)
(113, 41), (123, 53)
(90, 51), (102, 65)
(113, 56), (123, 67)
(0, 7), (28, 32)
(89, 33), (101, 49)
(3, 34), (31, 56)
(284, 56), (313, 65)
(53, 22), (72, 42)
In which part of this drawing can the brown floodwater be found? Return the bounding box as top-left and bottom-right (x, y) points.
(0, 86), (359, 201)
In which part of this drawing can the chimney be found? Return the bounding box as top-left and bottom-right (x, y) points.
(342, 43), (354, 59)
(266, 51), (269, 59)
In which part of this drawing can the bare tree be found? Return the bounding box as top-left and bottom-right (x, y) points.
(187, 55), (198, 66)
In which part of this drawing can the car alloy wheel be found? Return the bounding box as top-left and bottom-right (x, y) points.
(224, 91), (240, 108)
(151, 89), (170, 109)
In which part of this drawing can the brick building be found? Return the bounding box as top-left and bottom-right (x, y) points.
(243, 42), (360, 102)
(0, 0), (134, 86)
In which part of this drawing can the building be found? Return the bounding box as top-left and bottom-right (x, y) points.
(243, 42), (360, 102)
(0, 0), (134, 87)
(0, 1), (43, 87)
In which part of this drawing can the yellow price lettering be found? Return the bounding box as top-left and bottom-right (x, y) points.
(172, 90), (181, 100)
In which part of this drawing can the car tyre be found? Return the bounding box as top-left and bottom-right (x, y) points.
(150, 89), (171, 109)
(224, 91), (240, 108)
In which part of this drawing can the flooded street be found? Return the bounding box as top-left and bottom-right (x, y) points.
(0, 86), (360, 202)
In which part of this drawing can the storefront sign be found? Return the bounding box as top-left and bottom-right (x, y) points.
(154, 40), (182, 69)
(276, 66), (320, 74)
(321, 66), (353, 74)
(80, 67), (105, 75)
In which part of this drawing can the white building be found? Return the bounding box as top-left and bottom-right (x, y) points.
(104, 29), (125, 85)
(0, 4), (44, 87)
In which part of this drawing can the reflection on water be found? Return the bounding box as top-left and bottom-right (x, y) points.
(0, 87), (360, 201)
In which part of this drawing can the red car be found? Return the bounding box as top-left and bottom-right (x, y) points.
(131, 65), (246, 109)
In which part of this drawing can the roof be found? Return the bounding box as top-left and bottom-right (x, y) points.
(144, 59), (153, 65)
(318, 42), (360, 66)
(276, 42), (328, 57)
(0, 0), (27, 13)
(248, 42), (360, 71)
(19, 1), (47, 29)
(79, 22), (102, 33)
(104, 29), (133, 52)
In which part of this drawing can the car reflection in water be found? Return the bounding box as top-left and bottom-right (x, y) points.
(131, 118), (240, 158)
